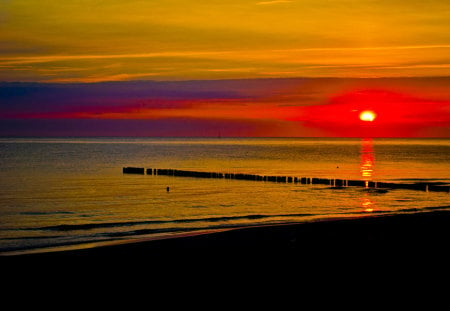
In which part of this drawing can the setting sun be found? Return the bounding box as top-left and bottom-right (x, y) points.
(359, 111), (377, 122)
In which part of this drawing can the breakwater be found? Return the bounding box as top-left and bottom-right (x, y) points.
(122, 167), (450, 193)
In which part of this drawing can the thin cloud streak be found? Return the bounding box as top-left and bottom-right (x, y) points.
(47, 73), (160, 83)
(0, 51), (235, 65)
(2, 45), (450, 65)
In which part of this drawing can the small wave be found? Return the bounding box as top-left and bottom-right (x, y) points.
(0, 234), (65, 240)
(34, 213), (316, 232)
(397, 205), (450, 213)
(359, 188), (390, 194)
(92, 217), (318, 238)
(105, 226), (215, 237)
(20, 211), (75, 216)
(397, 207), (421, 213)
(423, 205), (450, 211)
(188, 205), (208, 209)
(0, 219), (312, 254)
(354, 210), (391, 214)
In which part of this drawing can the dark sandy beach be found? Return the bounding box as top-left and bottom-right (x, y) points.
(7, 209), (450, 263)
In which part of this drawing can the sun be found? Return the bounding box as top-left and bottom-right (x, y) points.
(359, 110), (377, 122)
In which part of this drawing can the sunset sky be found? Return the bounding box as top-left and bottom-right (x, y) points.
(1, 0), (450, 137)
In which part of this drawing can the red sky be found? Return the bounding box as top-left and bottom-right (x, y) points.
(1, 78), (449, 137)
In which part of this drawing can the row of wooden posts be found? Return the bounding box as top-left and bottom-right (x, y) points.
(122, 167), (449, 193)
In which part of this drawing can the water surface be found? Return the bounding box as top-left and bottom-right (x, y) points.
(0, 137), (449, 253)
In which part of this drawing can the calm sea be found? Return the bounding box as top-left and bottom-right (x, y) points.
(0, 137), (449, 254)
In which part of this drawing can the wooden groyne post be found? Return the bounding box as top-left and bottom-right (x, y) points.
(122, 167), (450, 193)
(122, 167), (145, 174)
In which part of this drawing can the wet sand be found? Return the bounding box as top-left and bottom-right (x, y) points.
(9, 210), (450, 262)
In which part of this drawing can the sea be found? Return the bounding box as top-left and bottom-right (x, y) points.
(0, 137), (449, 254)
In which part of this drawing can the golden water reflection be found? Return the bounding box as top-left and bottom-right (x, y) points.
(360, 195), (376, 212)
(360, 138), (374, 181)
(360, 138), (377, 212)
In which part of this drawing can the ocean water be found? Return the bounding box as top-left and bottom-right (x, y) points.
(0, 137), (449, 254)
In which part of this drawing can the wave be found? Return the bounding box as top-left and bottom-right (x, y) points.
(1, 213), (316, 253)
(399, 205), (450, 212)
(20, 211), (75, 216)
(0, 220), (309, 253)
(5, 207), (450, 254)
(34, 213), (316, 232)
(22, 205), (450, 233)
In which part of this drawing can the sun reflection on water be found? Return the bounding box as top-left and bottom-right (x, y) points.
(360, 138), (374, 182)
(361, 195), (376, 212)
(360, 138), (377, 212)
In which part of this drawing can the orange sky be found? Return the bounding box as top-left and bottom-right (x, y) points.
(1, 1), (450, 82)
(0, 1), (449, 137)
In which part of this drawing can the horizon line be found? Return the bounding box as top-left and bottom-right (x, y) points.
(2, 75), (450, 85)
(1, 136), (448, 139)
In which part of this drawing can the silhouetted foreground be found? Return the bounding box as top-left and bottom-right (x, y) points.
(13, 210), (450, 261)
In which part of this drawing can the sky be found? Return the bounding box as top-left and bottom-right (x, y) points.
(1, 0), (450, 137)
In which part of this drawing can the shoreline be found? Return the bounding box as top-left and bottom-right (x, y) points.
(5, 209), (450, 259)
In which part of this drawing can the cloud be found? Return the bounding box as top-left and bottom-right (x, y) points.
(0, 51), (234, 66)
(2, 44), (450, 82)
(47, 73), (160, 83)
(1, 44), (449, 65)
